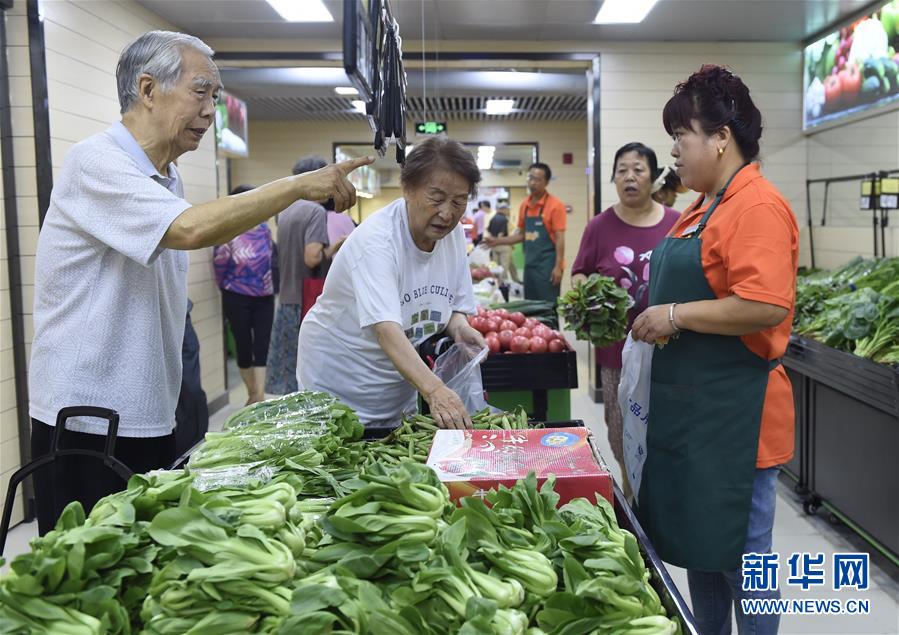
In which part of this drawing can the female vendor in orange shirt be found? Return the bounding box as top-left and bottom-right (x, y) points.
(631, 65), (799, 635)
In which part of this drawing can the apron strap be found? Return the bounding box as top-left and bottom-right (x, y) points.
(694, 163), (751, 236)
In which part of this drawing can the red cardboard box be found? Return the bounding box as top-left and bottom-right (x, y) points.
(426, 427), (613, 505)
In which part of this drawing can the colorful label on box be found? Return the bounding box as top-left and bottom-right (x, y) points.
(427, 427), (613, 505)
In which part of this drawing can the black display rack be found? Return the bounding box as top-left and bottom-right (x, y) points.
(783, 335), (899, 564)
(480, 348), (579, 421)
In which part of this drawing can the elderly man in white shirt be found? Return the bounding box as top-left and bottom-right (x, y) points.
(28, 30), (372, 534)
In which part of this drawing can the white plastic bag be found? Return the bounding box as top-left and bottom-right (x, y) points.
(468, 244), (491, 267)
(432, 343), (490, 413)
(618, 333), (653, 502)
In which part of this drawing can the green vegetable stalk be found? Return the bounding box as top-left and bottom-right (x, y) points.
(558, 274), (631, 347)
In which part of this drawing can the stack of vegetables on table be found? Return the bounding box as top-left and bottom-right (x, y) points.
(557, 274), (631, 348)
(0, 392), (682, 635)
(793, 256), (899, 365)
(468, 303), (569, 355)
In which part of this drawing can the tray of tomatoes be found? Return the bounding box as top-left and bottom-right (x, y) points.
(468, 307), (578, 391)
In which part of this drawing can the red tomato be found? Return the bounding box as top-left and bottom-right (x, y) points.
(523, 317), (540, 329)
(485, 334), (501, 354)
(529, 336), (548, 353)
(499, 319), (517, 332)
(824, 74), (842, 107)
(532, 324), (553, 341)
(476, 305), (486, 316)
(510, 336), (530, 353)
(548, 339), (565, 353)
(514, 327), (531, 338)
(470, 317), (488, 334)
(839, 63), (861, 103)
(494, 308), (509, 319)
(549, 330), (563, 341)
(484, 318), (501, 333)
(497, 329), (515, 350)
(508, 312), (526, 327)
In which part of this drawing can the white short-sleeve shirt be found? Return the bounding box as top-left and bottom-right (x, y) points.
(28, 122), (192, 437)
(297, 198), (475, 424)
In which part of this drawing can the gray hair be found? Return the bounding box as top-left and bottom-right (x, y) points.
(116, 30), (215, 114)
(293, 155), (328, 175)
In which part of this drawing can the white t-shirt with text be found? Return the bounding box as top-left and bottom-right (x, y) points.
(297, 198), (475, 424)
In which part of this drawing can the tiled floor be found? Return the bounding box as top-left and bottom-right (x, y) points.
(4, 346), (898, 634)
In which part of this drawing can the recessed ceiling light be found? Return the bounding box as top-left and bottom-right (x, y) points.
(266, 0), (333, 22)
(594, 0), (659, 24)
(351, 100), (367, 115)
(335, 86), (359, 95)
(484, 99), (515, 115)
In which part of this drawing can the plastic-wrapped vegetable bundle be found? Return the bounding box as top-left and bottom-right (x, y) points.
(188, 393), (363, 472)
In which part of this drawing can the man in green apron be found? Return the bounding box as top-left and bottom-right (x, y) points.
(485, 163), (566, 302)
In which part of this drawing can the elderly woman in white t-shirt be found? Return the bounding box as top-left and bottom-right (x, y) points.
(297, 137), (487, 429)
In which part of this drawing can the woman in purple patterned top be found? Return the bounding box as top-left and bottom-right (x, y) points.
(214, 184), (275, 404)
(571, 143), (681, 498)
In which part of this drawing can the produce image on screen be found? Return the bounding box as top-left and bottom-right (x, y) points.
(215, 91), (248, 157)
(804, 1), (899, 131)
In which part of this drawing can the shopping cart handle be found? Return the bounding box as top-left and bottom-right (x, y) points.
(53, 406), (121, 456)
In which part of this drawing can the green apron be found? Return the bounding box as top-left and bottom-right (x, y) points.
(523, 199), (560, 301)
(636, 167), (779, 571)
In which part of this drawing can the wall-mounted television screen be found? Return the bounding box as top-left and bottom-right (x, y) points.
(803, 1), (899, 132)
(215, 91), (248, 157)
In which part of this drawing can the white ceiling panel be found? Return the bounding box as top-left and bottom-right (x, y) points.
(136, 0), (875, 43)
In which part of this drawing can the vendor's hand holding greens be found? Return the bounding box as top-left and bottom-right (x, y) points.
(1, 392), (681, 634)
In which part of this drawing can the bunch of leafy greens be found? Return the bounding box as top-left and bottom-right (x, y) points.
(794, 258), (899, 364)
(558, 274), (631, 347)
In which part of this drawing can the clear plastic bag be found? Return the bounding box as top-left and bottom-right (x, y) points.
(618, 333), (653, 503)
(432, 343), (490, 413)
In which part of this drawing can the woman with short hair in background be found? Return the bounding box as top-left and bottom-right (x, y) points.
(570, 142), (680, 499)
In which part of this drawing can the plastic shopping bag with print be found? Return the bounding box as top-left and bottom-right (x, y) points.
(618, 332), (653, 503)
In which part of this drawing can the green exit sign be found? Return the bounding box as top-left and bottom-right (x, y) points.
(415, 121), (447, 135)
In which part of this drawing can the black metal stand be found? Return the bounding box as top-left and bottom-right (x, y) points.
(805, 169), (899, 267)
(0, 407), (132, 555)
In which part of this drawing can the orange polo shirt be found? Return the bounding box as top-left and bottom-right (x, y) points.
(517, 191), (567, 241)
(670, 164), (799, 468)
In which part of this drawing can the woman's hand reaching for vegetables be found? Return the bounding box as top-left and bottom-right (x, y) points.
(424, 384), (473, 430)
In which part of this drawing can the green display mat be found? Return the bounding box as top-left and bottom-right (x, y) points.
(487, 388), (571, 421)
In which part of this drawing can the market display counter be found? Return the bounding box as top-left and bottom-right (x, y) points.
(171, 418), (698, 633)
(783, 335), (899, 561)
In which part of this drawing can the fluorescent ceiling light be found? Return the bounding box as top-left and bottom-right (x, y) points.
(594, 0), (659, 24)
(484, 99), (515, 115)
(266, 0), (333, 22)
(351, 100), (367, 114)
(477, 146), (495, 170)
(334, 86), (359, 95)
